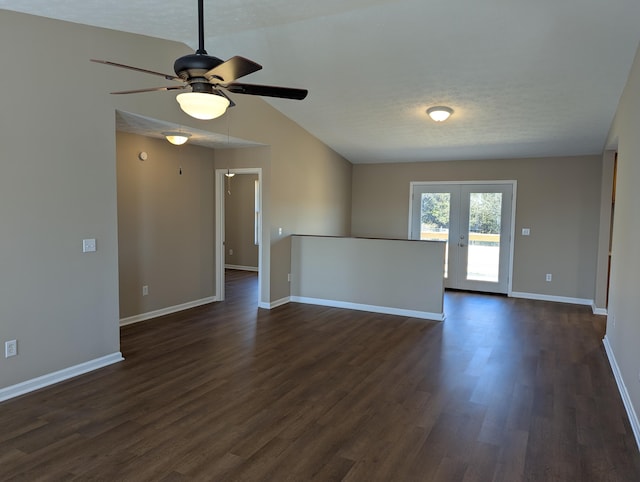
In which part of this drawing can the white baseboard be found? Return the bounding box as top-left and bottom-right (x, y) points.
(259, 296), (290, 310)
(603, 335), (640, 452)
(592, 303), (608, 316)
(290, 296), (445, 321)
(0, 352), (124, 403)
(120, 296), (216, 326)
(510, 291), (593, 307)
(225, 264), (259, 272)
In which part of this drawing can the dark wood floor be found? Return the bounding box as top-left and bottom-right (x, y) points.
(1, 270), (639, 481)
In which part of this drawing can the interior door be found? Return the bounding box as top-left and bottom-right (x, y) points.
(410, 182), (514, 294)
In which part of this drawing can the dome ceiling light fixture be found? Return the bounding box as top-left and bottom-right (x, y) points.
(427, 106), (454, 122)
(163, 131), (192, 145)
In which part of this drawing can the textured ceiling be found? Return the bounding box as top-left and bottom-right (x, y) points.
(2, 0), (639, 163)
(116, 111), (263, 150)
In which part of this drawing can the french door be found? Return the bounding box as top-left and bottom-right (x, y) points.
(410, 182), (514, 294)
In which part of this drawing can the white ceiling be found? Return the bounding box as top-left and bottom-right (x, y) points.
(2, 0), (639, 163)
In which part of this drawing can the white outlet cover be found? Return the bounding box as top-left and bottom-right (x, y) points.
(82, 238), (97, 253)
(522, 228), (531, 236)
(5, 340), (17, 358)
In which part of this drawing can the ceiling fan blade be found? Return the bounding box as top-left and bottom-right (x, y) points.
(205, 56), (262, 83)
(223, 83), (308, 100)
(111, 85), (187, 95)
(91, 59), (182, 82)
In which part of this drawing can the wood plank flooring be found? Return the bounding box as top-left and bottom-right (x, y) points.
(1, 270), (639, 481)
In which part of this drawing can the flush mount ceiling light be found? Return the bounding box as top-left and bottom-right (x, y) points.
(427, 106), (454, 122)
(176, 92), (231, 120)
(163, 131), (192, 145)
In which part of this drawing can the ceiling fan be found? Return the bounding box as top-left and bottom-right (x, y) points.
(91, 0), (308, 120)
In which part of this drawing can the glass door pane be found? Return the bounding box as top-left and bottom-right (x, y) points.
(457, 184), (512, 293)
(466, 192), (502, 282)
(410, 182), (512, 294)
(420, 192), (450, 277)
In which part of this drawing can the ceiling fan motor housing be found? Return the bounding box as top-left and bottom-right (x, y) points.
(174, 54), (224, 80)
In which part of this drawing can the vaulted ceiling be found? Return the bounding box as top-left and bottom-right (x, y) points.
(2, 0), (639, 163)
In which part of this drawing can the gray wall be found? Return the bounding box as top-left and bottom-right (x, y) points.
(604, 41), (640, 436)
(225, 174), (259, 269)
(351, 156), (602, 300)
(117, 132), (215, 319)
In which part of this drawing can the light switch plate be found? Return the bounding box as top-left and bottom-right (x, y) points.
(82, 238), (96, 253)
(521, 228), (530, 236)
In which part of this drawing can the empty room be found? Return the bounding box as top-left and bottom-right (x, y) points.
(1, 1), (640, 480)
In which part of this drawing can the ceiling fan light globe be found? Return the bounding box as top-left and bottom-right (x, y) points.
(176, 92), (230, 120)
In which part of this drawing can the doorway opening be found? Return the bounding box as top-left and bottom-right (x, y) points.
(215, 168), (263, 304)
(606, 153), (618, 307)
(409, 181), (516, 294)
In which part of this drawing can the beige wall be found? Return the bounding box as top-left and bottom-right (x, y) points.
(213, 111), (353, 303)
(225, 174), (259, 269)
(604, 41), (640, 435)
(291, 236), (445, 317)
(351, 156), (602, 300)
(117, 132), (215, 319)
(0, 11), (196, 389)
(0, 10), (352, 391)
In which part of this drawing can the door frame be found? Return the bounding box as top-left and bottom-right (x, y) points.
(408, 180), (517, 295)
(215, 168), (263, 302)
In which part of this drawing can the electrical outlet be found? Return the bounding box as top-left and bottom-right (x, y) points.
(545, 273), (552, 282)
(229, 249), (233, 256)
(522, 228), (531, 236)
(287, 273), (291, 282)
(82, 238), (96, 253)
(5, 340), (17, 358)
(142, 285), (149, 296)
